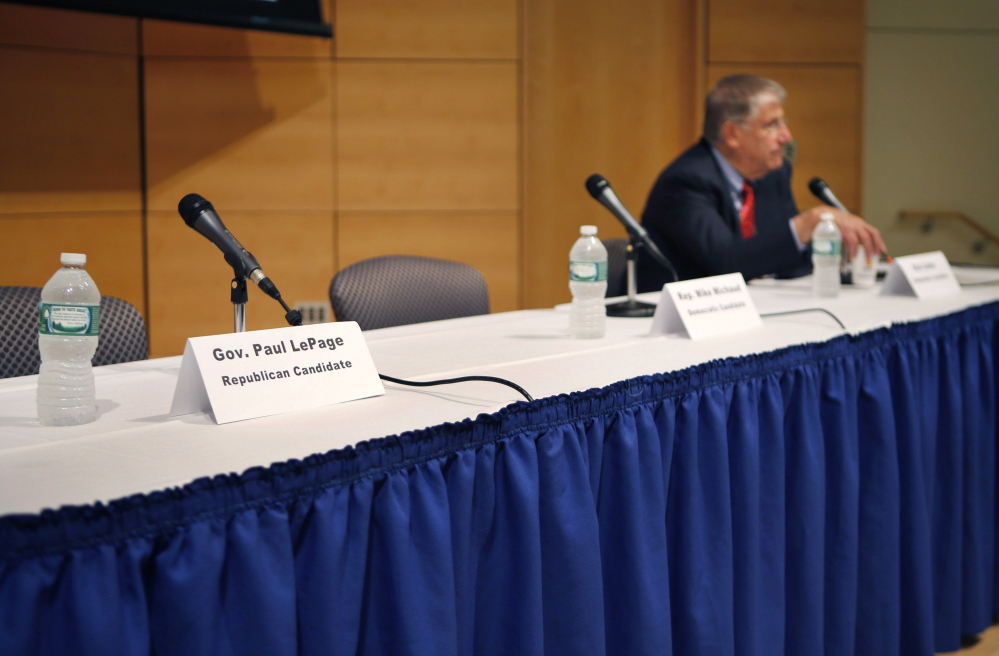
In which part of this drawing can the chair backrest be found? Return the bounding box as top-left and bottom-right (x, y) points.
(0, 286), (148, 379)
(329, 255), (490, 331)
(604, 238), (629, 297)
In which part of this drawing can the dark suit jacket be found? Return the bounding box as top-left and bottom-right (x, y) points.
(637, 138), (811, 290)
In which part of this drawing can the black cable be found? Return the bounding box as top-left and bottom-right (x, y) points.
(277, 298), (526, 397)
(280, 302), (528, 400)
(378, 373), (534, 402)
(274, 295), (303, 326)
(760, 307), (846, 330)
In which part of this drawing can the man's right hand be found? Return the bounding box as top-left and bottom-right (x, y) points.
(793, 206), (886, 260)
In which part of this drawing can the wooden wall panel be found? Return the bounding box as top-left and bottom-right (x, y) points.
(141, 19), (332, 58)
(144, 59), (334, 212)
(0, 2), (137, 54)
(147, 210), (334, 357)
(522, 0), (698, 309)
(707, 65), (863, 215)
(2, 212), (144, 309)
(708, 0), (863, 64)
(337, 61), (518, 211)
(335, 0), (517, 59)
(0, 46), (142, 214)
(338, 212), (519, 313)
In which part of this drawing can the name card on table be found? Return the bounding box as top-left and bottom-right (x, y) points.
(882, 251), (961, 298)
(170, 322), (384, 424)
(649, 272), (761, 339)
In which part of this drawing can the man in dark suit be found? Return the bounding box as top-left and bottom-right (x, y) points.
(637, 74), (885, 289)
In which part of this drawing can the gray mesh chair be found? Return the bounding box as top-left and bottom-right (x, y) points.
(0, 286), (148, 379)
(604, 238), (629, 298)
(329, 255), (490, 331)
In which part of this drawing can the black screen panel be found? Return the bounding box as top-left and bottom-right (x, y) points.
(7, 0), (332, 37)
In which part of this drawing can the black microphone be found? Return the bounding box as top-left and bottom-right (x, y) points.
(807, 177), (848, 212)
(178, 193), (282, 300)
(585, 174), (652, 242)
(585, 174), (676, 280)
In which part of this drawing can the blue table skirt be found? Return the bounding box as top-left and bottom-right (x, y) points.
(2, 303), (997, 656)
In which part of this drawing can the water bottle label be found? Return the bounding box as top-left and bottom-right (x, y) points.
(812, 239), (841, 256)
(38, 303), (100, 337)
(569, 260), (608, 282)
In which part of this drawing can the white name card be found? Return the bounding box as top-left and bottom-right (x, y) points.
(649, 272), (761, 339)
(170, 322), (384, 424)
(881, 251), (961, 298)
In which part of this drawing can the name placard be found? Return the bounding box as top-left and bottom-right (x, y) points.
(170, 322), (384, 424)
(882, 251), (961, 298)
(649, 272), (761, 339)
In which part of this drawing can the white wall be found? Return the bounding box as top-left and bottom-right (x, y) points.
(864, 0), (999, 263)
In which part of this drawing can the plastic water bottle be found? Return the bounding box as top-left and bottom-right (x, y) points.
(569, 225), (608, 338)
(36, 253), (101, 426)
(812, 212), (842, 298)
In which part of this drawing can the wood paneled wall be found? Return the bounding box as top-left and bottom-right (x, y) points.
(1, 0), (865, 357)
(522, 0), (700, 309)
(0, 4), (143, 312)
(523, 0), (865, 309)
(707, 0), (865, 216)
(141, 20), (337, 352)
(333, 0), (521, 355)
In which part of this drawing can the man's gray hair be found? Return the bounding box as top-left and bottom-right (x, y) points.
(703, 74), (786, 143)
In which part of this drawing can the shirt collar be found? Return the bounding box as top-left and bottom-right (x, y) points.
(709, 143), (747, 196)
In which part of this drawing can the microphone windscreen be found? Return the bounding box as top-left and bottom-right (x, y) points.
(807, 177), (828, 198)
(585, 174), (609, 199)
(178, 193), (213, 227)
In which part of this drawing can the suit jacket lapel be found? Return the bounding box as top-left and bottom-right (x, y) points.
(696, 139), (741, 234)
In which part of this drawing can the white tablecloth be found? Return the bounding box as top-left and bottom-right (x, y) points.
(3, 271), (999, 515)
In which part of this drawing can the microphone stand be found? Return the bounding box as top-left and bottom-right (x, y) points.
(231, 275), (247, 333)
(227, 274), (304, 331)
(607, 237), (657, 318)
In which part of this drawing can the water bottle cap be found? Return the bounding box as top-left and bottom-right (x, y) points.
(820, 212), (834, 221)
(60, 253), (86, 266)
(580, 225), (597, 236)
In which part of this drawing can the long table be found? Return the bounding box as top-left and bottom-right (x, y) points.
(2, 275), (998, 655)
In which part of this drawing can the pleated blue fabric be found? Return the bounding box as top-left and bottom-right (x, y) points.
(2, 303), (997, 656)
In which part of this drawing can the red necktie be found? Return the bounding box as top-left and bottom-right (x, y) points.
(740, 182), (755, 239)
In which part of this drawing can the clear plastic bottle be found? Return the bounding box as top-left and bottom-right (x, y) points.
(36, 253), (101, 426)
(569, 225), (608, 338)
(812, 212), (842, 298)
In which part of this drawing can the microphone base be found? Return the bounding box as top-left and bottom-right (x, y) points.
(607, 299), (656, 318)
